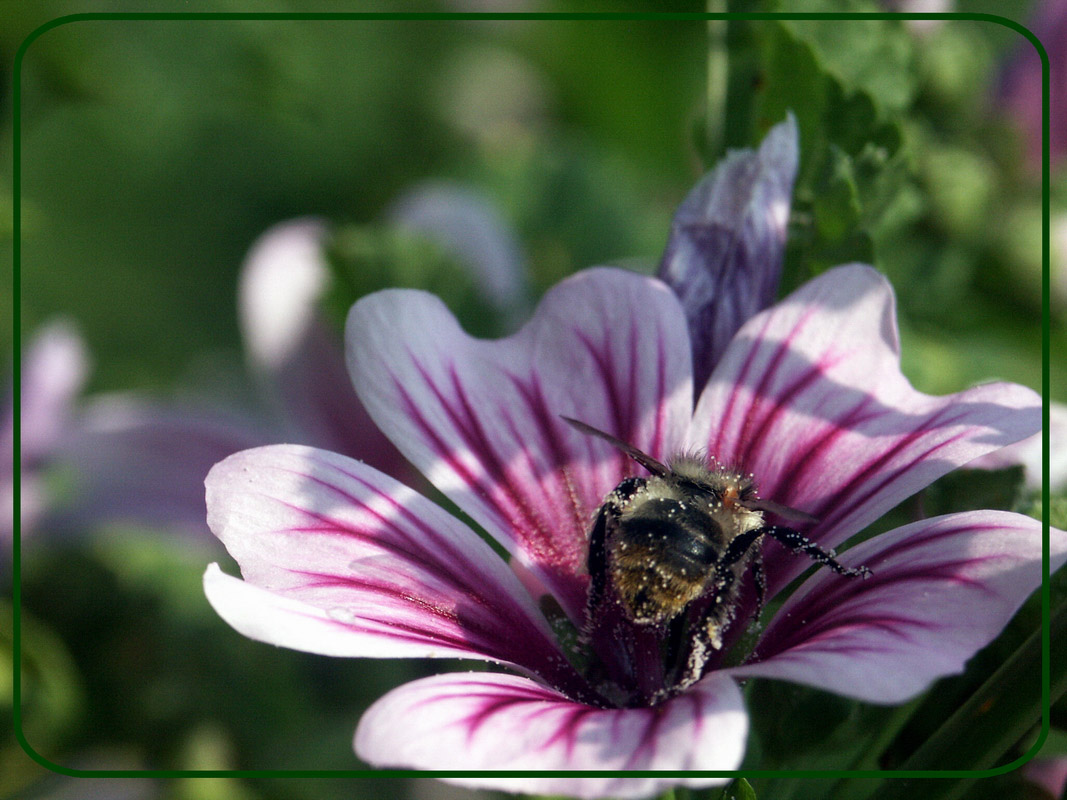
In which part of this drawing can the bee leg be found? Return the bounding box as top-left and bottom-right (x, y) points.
(760, 525), (872, 579)
(752, 552), (766, 623)
(585, 477), (647, 629)
(672, 528), (765, 694)
(706, 527), (766, 646)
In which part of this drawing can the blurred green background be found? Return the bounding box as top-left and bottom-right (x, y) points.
(4, 2), (1063, 799)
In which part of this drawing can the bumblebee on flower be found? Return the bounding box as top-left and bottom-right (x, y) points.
(201, 119), (1065, 799)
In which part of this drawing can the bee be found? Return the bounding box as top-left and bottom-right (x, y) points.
(563, 416), (871, 655)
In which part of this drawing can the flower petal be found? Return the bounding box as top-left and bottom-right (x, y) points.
(238, 218), (330, 373)
(4, 320), (88, 542)
(354, 671), (745, 799)
(237, 218), (408, 479)
(14, 319), (89, 464)
(51, 395), (267, 536)
(204, 445), (581, 692)
(727, 510), (1067, 704)
(691, 264), (1042, 597)
(346, 267), (693, 622)
(658, 114), (797, 389)
(968, 399), (1067, 492)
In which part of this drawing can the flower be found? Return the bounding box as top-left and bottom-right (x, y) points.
(2, 319), (88, 546)
(658, 113), (797, 391)
(45, 182), (525, 539)
(203, 258), (1064, 798)
(46, 218), (399, 540)
(998, 0), (1067, 172)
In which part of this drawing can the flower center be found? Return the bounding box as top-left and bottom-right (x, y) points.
(579, 462), (766, 707)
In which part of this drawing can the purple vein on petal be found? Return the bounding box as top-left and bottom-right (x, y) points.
(389, 356), (591, 616)
(460, 688), (599, 758)
(539, 706), (600, 762)
(736, 347), (855, 472)
(405, 677), (574, 746)
(262, 480), (556, 657)
(799, 409), (974, 529)
(624, 707), (668, 769)
(754, 519), (1026, 659)
(206, 445), (606, 692)
(275, 465), (493, 592)
(574, 328), (634, 440)
(391, 361), (538, 537)
(710, 307), (777, 458)
(288, 568), (516, 654)
(503, 372), (588, 545)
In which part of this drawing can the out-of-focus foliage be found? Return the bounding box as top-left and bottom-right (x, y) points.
(5, 2), (1063, 799)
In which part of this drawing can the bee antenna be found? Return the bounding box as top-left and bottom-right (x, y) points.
(559, 415), (669, 476)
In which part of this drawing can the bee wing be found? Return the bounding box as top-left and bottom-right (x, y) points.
(559, 415), (669, 476)
(738, 497), (819, 525)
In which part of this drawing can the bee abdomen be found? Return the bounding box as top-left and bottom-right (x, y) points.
(609, 499), (723, 624)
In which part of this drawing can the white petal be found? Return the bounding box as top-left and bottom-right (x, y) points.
(238, 218), (329, 371)
(728, 510), (1067, 704)
(355, 671), (745, 799)
(205, 445), (578, 688)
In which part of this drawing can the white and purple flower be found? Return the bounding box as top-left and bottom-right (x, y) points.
(201, 123), (1064, 799)
(202, 262), (1063, 798)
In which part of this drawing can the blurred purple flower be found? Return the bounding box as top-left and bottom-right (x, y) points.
(1024, 756), (1067, 798)
(25, 184), (524, 541)
(203, 256), (1060, 796)
(3, 320), (88, 544)
(387, 181), (529, 317)
(969, 398), (1067, 492)
(999, 0), (1067, 171)
(43, 218), (354, 539)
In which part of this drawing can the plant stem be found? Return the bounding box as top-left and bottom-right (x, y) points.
(706, 0), (729, 163)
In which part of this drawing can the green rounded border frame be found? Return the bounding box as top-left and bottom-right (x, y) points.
(8, 8), (1055, 791)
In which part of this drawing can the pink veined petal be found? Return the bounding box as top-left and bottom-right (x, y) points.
(237, 218), (409, 480)
(354, 671), (746, 799)
(204, 445), (583, 694)
(726, 510), (1067, 704)
(346, 267), (694, 623)
(691, 264), (1042, 598)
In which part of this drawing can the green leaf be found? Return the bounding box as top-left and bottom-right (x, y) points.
(733, 778), (759, 800)
(710, 778), (759, 800)
(737, 17), (916, 288)
(745, 679), (913, 772)
(776, 0), (917, 117)
(863, 598), (1067, 800)
(918, 467), (1028, 517)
